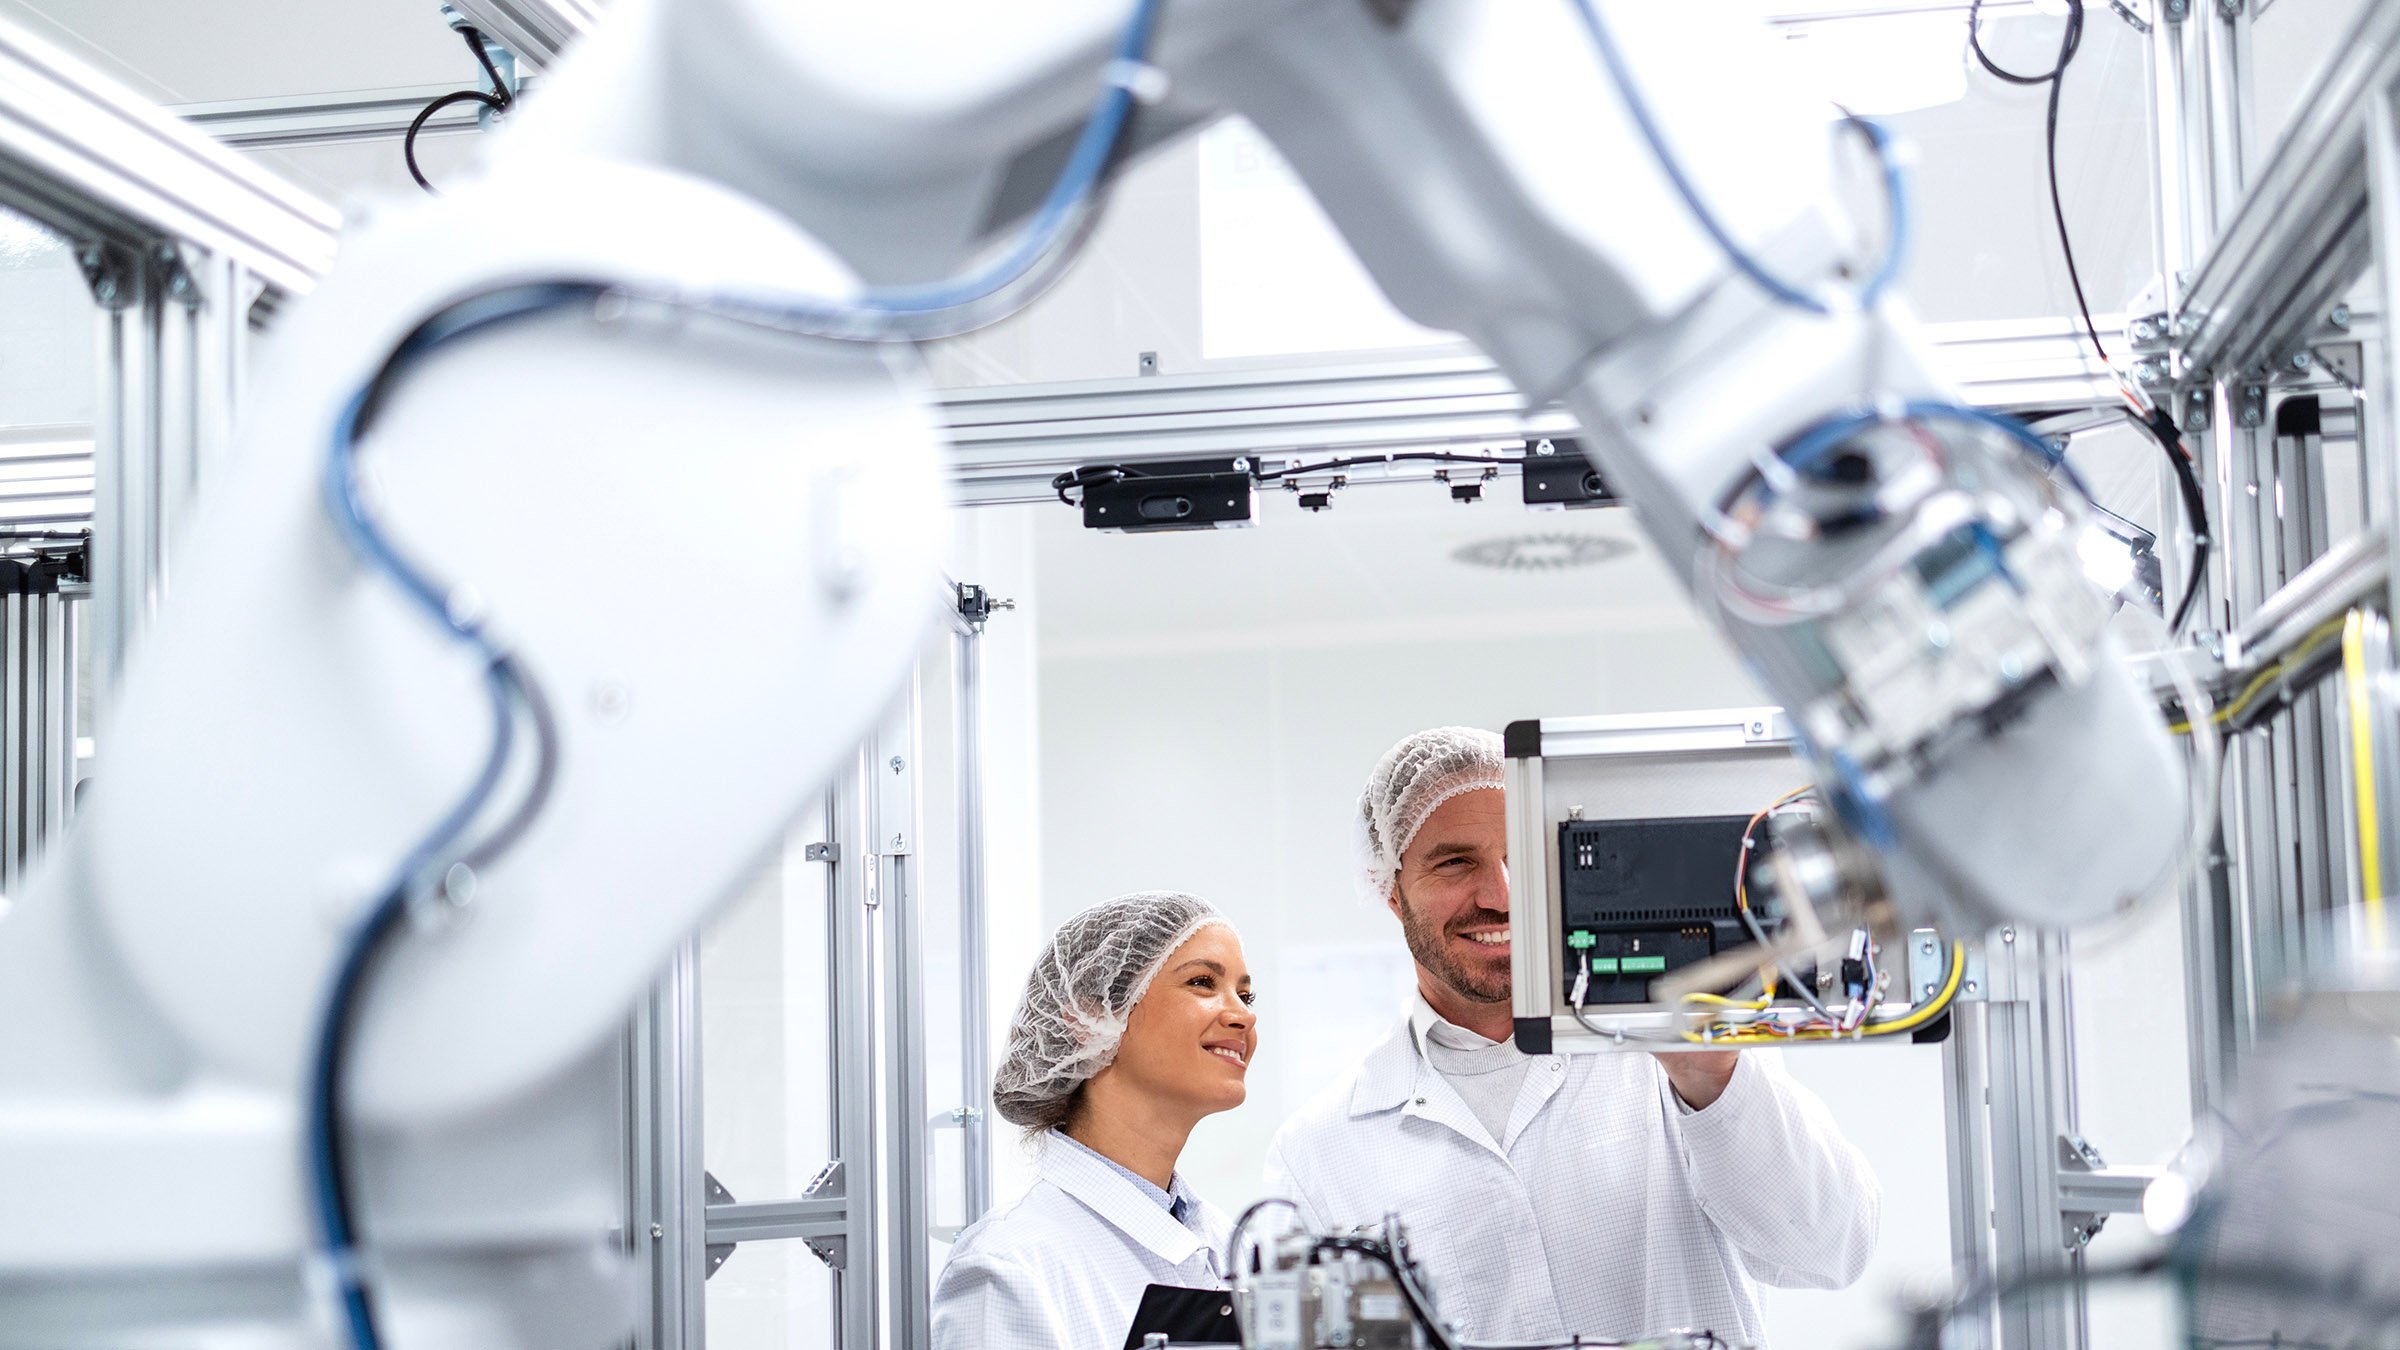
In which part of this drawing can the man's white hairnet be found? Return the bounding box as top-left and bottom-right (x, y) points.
(1357, 727), (1505, 904)
(992, 891), (1232, 1133)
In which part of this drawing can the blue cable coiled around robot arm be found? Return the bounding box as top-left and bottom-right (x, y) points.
(1567, 0), (1909, 316)
(301, 2), (1172, 1344)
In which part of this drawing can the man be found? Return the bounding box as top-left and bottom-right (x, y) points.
(1264, 727), (1879, 1348)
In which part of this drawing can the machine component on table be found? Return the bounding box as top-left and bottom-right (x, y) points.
(1230, 1216), (1745, 1350)
(1237, 1223), (1443, 1350)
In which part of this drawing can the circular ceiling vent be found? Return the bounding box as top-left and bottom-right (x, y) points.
(1451, 532), (1633, 572)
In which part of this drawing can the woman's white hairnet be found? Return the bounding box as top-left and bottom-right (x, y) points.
(992, 891), (1232, 1132)
(1356, 727), (1505, 904)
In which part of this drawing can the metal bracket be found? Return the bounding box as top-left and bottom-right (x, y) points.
(2163, 0), (2191, 19)
(703, 1171), (738, 1278)
(151, 242), (201, 309)
(1908, 927), (1988, 1004)
(803, 841), (838, 863)
(2057, 1136), (2113, 1248)
(2184, 385), (2214, 433)
(2214, 0), (2242, 18)
(801, 1157), (848, 1269)
(2105, 0), (2153, 33)
(2236, 383), (2268, 428)
(2128, 310), (2171, 350)
(74, 242), (138, 311)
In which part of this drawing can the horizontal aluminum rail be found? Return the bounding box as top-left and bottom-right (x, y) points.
(0, 10), (336, 293)
(2173, 0), (2400, 381)
(939, 318), (2130, 505)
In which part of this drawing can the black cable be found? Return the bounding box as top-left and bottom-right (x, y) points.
(2140, 405), (2212, 632)
(1969, 2), (2214, 632)
(1311, 1231), (1462, 1350)
(404, 27), (514, 195)
(1222, 1196), (1301, 1275)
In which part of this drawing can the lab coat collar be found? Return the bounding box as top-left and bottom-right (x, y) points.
(1349, 1013), (1421, 1117)
(1353, 1002), (1567, 1156)
(1037, 1132), (1215, 1269)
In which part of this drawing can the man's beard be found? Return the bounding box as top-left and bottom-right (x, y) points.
(1395, 884), (1512, 1004)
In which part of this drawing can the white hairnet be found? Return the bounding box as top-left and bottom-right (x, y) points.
(1356, 727), (1505, 904)
(992, 891), (1232, 1132)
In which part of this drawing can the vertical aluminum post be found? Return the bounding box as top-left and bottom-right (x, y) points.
(1981, 928), (2086, 1350)
(626, 944), (706, 1350)
(826, 749), (883, 1350)
(875, 693), (932, 1350)
(1942, 999), (1999, 1350)
(89, 251), (154, 693)
(953, 619), (993, 1223)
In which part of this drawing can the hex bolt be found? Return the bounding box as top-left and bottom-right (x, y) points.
(2165, 0), (2188, 16)
(2131, 319), (2157, 343)
(2289, 351), (2314, 373)
(2330, 304), (2353, 329)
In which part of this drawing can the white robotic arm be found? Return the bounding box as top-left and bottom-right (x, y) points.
(0, 2), (2187, 1346)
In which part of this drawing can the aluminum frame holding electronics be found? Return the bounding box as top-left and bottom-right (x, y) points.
(2144, 0), (2400, 1115)
(1496, 709), (2159, 1350)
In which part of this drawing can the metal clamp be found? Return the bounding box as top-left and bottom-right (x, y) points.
(956, 581), (1016, 631)
(804, 841), (838, 863)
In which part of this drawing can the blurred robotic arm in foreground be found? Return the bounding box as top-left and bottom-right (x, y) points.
(0, 1), (2193, 1347)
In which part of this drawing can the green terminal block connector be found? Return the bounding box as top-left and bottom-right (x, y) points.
(1567, 931), (1597, 950)
(1587, 957), (1620, 974)
(1620, 955), (1668, 974)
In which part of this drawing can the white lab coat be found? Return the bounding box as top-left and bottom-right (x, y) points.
(1263, 1012), (1879, 1349)
(934, 1132), (1234, 1350)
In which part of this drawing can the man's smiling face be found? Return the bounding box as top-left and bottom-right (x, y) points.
(1390, 787), (1511, 1005)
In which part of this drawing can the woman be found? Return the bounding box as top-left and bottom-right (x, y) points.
(933, 891), (1257, 1350)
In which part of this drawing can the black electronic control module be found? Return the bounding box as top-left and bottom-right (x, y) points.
(1559, 814), (1752, 1004)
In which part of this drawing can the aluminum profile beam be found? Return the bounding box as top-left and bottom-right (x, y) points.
(0, 12), (337, 294)
(2173, 0), (2400, 382)
(444, 0), (602, 72)
(2055, 1166), (2160, 1217)
(176, 84), (502, 150)
(939, 320), (2126, 505)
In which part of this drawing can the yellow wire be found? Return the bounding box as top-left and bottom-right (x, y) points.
(2168, 616), (2348, 734)
(1685, 941), (1966, 1045)
(2344, 612), (2387, 952)
(1681, 992), (1771, 1010)
(1741, 786), (1815, 1000)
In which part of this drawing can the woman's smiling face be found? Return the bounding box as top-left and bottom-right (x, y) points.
(1100, 924), (1257, 1120)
